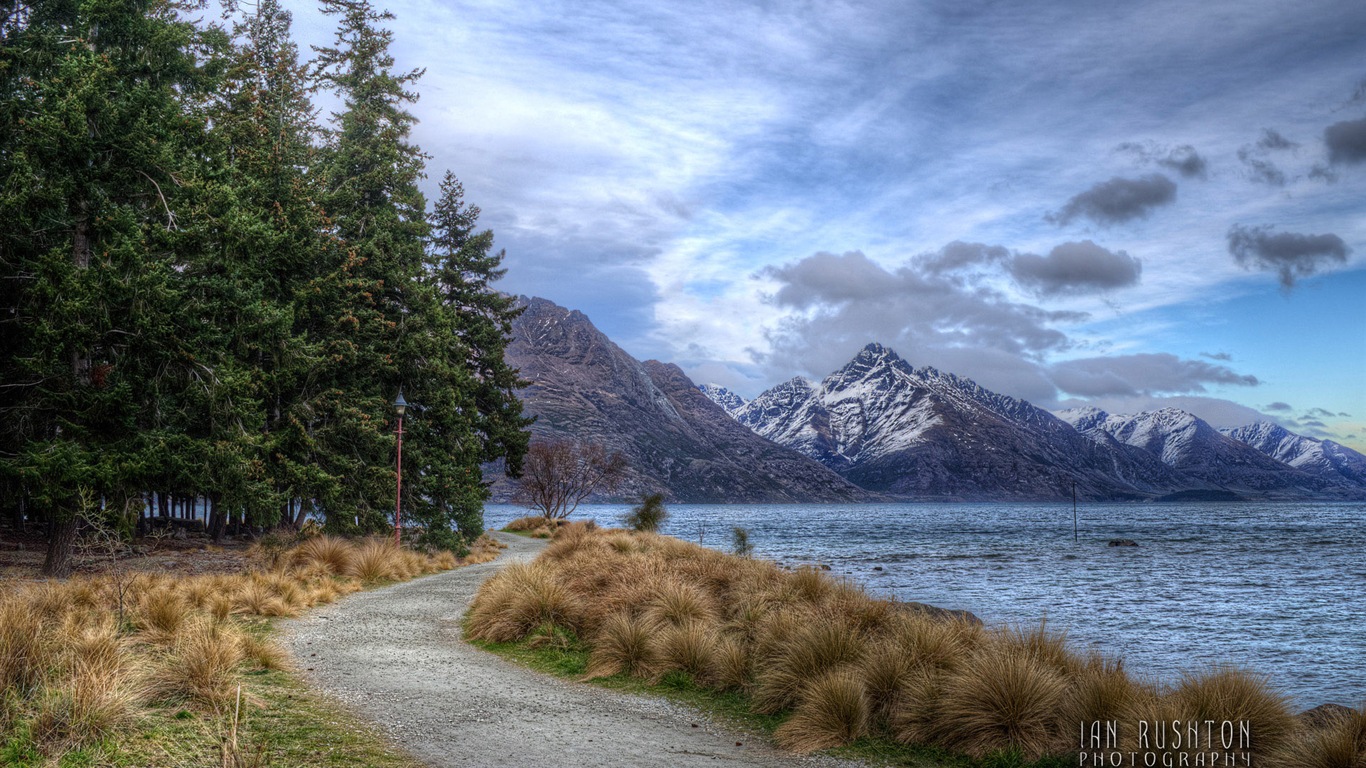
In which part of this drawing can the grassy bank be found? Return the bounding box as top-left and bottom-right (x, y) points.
(0, 533), (499, 766)
(465, 523), (1363, 768)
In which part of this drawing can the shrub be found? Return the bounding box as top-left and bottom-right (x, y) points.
(623, 494), (668, 533)
(731, 526), (753, 557)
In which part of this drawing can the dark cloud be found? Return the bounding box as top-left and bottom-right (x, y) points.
(1047, 174), (1178, 226)
(1324, 117), (1366, 165)
(1307, 407), (1337, 418)
(759, 249), (1088, 402)
(1237, 147), (1287, 186)
(1236, 130), (1298, 185)
(1265, 401), (1293, 412)
(1308, 164), (1340, 183)
(1340, 412), (1352, 418)
(1050, 353), (1259, 398)
(913, 241), (1009, 276)
(1257, 129), (1298, 151)
(1226, 225), (1351, 288)
(1200, 351), (1233, 361)
(1302, 419), (1328, 428)
(1007, 240), (1142, 297)
(1117, 142), (1208, 179)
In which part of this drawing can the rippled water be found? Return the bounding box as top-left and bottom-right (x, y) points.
(484, 501), (1366, 709)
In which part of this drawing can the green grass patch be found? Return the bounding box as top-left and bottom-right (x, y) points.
(467, 628), (1068, 768)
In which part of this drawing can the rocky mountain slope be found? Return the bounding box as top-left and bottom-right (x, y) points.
(1221, 422), (1366, 489)
(1057, 407), (1331, 495)
(729, 343), (1184, 500)
(488, 297), (871, 503)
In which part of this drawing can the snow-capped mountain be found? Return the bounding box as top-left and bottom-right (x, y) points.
(1222, 422), (1366, 488)
(1057, 407), (1327, 494)
(697, 384), (748, 416)
(488, 297), (870, 503)
(733, 343), (1181, 500)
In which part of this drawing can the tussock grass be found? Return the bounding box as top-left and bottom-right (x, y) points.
(291, 534), (360, 576)
(585, 612), (658, 679)
(1, 529), (472, 762)
(466, 524), (1318, 766)
(466, 561), (582, 642)
(753, 615), (866, 714)
(649, 621), (718, 683)
(775, 668), (870, 753)
(928, 644), (1069, 759)
(1277, 706), (1366, 768)
(1173, 666), (1297, 760)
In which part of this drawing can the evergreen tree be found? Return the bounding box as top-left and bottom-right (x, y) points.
(429, 171), (532, 481)
(0, 0), (218, 574)
(312, 0), (434, 535)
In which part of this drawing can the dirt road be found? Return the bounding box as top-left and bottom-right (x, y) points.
(281, 532), (863, 768)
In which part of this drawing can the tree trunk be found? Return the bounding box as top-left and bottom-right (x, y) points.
(42, 512), (78, 577)
(157, 491), (168, 518)
(293, 498), (312, 529)
(208, 495), (226, 542)
(12, 495), (25, 533)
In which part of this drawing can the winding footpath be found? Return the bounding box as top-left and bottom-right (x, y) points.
(282, 532), (864, 768)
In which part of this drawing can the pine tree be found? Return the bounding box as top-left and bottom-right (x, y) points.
(428, 171), (532, 478)
(0, 0), (218, 574)
(312, 0), (433, 535)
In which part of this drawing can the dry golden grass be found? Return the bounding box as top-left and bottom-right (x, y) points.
(291, 534), (359, 576)
(152, 615), (247, 711)
(585, 612), (658, 679)
(354, 538), (405, 582)
(1276, 706), (1366, 768)
(30, 656), (142, 753)
(1, 529), (472, 760)
(928, 643), (1069, 759)
(0, 596), (48, 694)
(649, 621), (718, 683)
(752, 614), (866, 714)
(466, 561), (582, 642)
(466, 525), (1324, 763)
(775, 668), (870, 753)
(1172, 666), (1297, 760)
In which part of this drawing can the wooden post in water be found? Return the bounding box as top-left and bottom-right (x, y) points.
(1072, 481), (1078, 543)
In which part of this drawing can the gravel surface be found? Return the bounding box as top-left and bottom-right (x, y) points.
(281, 532), (866, 768)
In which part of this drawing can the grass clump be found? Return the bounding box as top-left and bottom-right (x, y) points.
(0, 529), (474, 764)
(466, 524), (1313, 767)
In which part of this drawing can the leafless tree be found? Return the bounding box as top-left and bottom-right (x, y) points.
(515, 439), (628, 523)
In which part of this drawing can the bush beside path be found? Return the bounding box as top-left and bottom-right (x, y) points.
(280, 531), (864, 768)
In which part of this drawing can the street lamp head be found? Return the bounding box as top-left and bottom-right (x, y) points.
(394, 390), (409, 419)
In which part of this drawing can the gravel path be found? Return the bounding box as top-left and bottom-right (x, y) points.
(281, 532), (865, 768)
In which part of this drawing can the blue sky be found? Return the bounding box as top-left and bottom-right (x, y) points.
(292, 0), (1366, 449)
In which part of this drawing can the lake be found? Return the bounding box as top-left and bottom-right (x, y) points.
(484, 501), (1366, 710)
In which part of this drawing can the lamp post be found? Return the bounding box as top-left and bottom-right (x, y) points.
(394, 390), (408, 546)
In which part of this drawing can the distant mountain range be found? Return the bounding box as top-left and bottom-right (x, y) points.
(484, 297), (871, 503)
(493, 297), (1365, 502)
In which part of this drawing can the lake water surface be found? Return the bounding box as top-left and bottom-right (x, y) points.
(484, 501), (1366, 710)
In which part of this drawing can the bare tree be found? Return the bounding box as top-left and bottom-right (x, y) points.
(515, 439), (627, 523)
